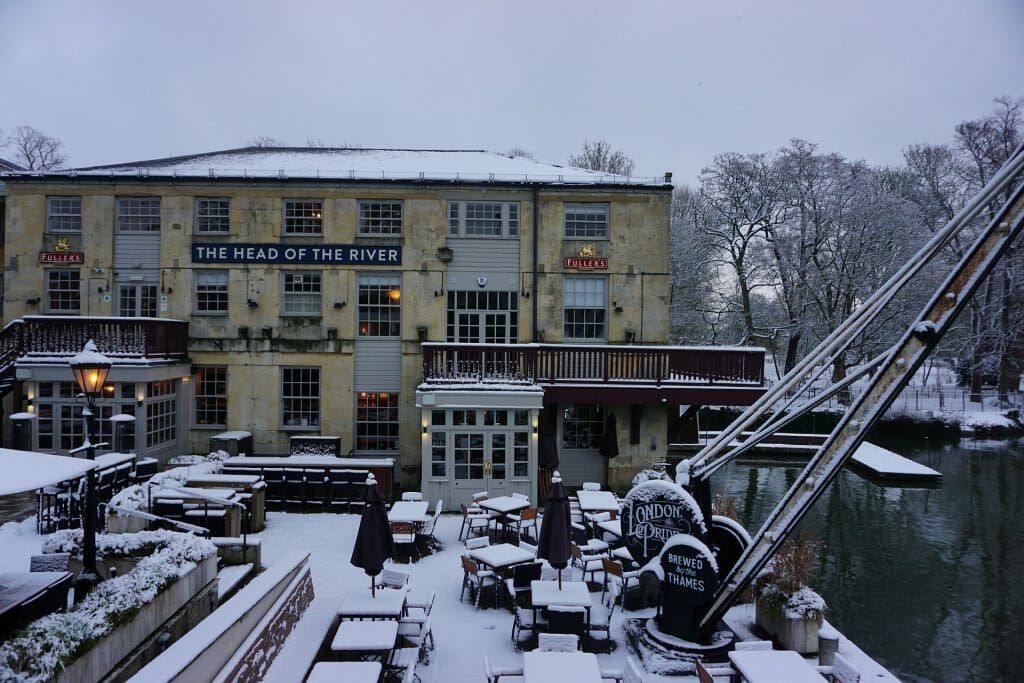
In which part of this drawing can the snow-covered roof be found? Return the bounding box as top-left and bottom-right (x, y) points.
(7, 147), (669, 187)
(0, 157), (25, 172)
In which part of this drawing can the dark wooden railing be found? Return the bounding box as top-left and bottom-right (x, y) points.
(0, 316), (189, 380)
(421, 343), (765, 387)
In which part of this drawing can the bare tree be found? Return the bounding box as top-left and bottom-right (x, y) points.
(306, 138), (327, 148)
(7, 126), (66, 170)
(505, 147), (535, 159)
(249, 135), (287, 148)
(568, 139), (635, 176)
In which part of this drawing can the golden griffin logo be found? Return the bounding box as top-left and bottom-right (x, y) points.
(579, 243), (596, 257)
(54, 238), (72, 253)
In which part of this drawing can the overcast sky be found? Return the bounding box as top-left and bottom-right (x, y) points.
(1, 0), (1021, 182)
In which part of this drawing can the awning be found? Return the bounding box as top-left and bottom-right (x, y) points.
(0, 448), (96, 496)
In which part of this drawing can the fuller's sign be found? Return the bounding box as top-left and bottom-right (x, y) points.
(564, 243), (607, 270)
(39, 252), (84, 264)
(192, 243), (402, 265)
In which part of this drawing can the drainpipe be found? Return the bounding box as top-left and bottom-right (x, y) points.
(532, 184), (539, 343)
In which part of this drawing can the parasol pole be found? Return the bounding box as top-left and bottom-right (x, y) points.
(372, 574), (376, 598)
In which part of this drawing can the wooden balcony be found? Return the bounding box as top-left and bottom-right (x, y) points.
(421, 343), (766, 406)
(2, 316), (189, 370)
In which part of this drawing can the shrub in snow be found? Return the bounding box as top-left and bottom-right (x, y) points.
(754, 530), (826, 619)
(0, 531), (215, 682)
(631, 468), (671, 487)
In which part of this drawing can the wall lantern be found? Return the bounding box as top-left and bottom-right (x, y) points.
(437, 246), (454, 263)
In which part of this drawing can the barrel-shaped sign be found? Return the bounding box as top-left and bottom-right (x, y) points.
(621, 479), (706, 566)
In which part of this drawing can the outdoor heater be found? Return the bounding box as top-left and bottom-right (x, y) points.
(69, 339), (112, 597)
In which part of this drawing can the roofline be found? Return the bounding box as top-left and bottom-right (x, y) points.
(0, 173), (673, 192)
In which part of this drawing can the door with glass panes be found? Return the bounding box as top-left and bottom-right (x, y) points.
(438, 408), (531, 509)
(118, 284), (158, 317)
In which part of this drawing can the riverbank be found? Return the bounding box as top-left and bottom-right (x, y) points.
(698, 405), (1023, 441)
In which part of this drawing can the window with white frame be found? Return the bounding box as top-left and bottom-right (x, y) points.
(282, 272), (322, 316)
(146, 379), (177, 448)
(194, 270), (229, 314)
(358, 274), (401, 336)
(283, 199), (323, 235)
(195, 198), (230, 233)
(116, 197), (161, 232)
(46, 197), (82, 233)
(563, 276), (607, 341)
(358, 200), (403, 236)
(282, 367), (320, 428)
(195, 367), (227, 426)
(356, 391), (399, 451)
(448, 201), (519, 238)
(564, 203), (609, 239)
(46, 269), (80, 313)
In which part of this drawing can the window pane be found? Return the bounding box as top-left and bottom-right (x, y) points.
(282, 367), (320, 427)
(195, 367), (227, 426)
(47, 197), (82, 233)
(196, 198), (230, 233)
(46, 270), (80, 313)
(564, 203), (609, 239)
(356, 391), (399, 451)
(283, 272), (322, 315)
(284, 199), (323, 235)
(195, 270), (229, 313)
(561, 404), (605, 449)
(358, 274), (400, 336)
(358, 200), (403, 235)
(117, 197), (161, 232)
(563, 277), (607, 340)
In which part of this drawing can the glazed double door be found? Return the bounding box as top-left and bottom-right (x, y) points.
(451, 432), (510, 505)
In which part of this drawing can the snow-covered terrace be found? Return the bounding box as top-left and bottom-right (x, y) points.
(3, 147), (671, 187)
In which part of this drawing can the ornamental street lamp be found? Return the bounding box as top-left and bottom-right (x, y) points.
(69, 339), (112, 597)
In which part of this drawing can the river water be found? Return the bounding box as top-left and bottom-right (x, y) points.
(712, 436), (1024, 683)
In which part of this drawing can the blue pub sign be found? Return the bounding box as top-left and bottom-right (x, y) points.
(192, 243), (402, 265)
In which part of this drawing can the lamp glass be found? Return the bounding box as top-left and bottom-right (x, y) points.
(71, 363), (112, 397)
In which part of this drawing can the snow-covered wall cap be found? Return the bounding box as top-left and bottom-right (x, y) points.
(70, 339), (112, 366)
(18, 147), (670, 187)
(9, 412), (36, 420)
(109, 413), (136, 422)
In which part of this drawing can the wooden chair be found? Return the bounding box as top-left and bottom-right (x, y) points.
(537, 633), (579, 652)
(460, 555), (496, 609)
(571, 543), (606, 584)
(586, 586), (616, 652)
(460, 503), (491, 540)
(602, 557), (641, 604)
(391, 521), (418, 563)
(482, 655), (523, 683)
(508, 507), (538, 544)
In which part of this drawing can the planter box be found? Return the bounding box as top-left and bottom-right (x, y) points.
(106, 511), (150, 534)
(755, 597), (822, 654)
(56, 552), (218, 683)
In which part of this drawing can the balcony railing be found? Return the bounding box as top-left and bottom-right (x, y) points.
(3, 316), (190, 362)
(421, 343), (765, 387)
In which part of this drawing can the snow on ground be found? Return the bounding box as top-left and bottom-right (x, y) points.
(258, 511), (681, 682)
(0, 517), (45, 573)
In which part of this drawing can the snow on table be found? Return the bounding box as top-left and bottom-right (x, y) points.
(469, 543), (535, 570)
(575, 490), (619, 512)
(330, 620), (398, 655)
(523, 651), (602, 683)
(306, 661), (381, 683)
(728, 649), (827, 683)
(597, 520), (621, 538)
(337, 587), (406, 619)
(477, 496), (530, 514)
(530, 580), (592, 608)
(388, 501), (429, 524)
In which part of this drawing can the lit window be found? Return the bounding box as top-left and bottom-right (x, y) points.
(282, 272), (322, 316)
(47, 197), (82, 233)
(563, 276), (607, 341)
(284, 199), (323, 235)
(358, 274), (401, 336)
(356, 391), (399, 451)
(282, 367), (320, 428)
(564, 203), (608, 239)
(358, 200), (403, 236)
(195, 367), (227, 426)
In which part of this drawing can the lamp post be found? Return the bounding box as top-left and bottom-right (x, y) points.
(69, 339), (112, 596)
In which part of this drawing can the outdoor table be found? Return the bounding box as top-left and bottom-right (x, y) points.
(575, 490), (619, 513)
(151, 487), (242, 536)
(728, 649), (828, 683)
(523, 651), (602, 683)
(388, 500), (429, 525)
(337, 587), (407, 620)
(306, 661), (382, 683)
(0, 571), (73, 637)
(222, 456), (395, 500)
(93, 451), (136, 470)
(597, 519), (621, 539)
(330, 619), (398, 661)
(530, 579), (592, 628)
(469, 543), (536, 572)
(477, 496), (530, 541)
(185, 474), (266, 531)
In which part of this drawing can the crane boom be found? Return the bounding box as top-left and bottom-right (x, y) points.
(693, 146), (1024, 635)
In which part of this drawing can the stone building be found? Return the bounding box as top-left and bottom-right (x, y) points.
(1, 147), (764, 507)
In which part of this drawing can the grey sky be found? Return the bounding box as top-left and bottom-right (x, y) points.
(1, 0), (1021, 182)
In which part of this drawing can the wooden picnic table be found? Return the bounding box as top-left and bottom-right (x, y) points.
(729, 649), (828, 683)
(0, 572), (73, 637)
(469, 543), (536, 572)
(185, 474), (267, 531)
(523, 651), (602, 683)
(477, 496), (530, 541)
(222, 456), (395, 500)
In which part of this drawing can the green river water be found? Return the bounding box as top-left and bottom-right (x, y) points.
(712, 437), (1024, 683)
